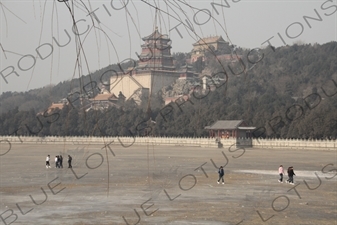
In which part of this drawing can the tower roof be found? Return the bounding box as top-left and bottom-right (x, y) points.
(142, 27), (170, 41)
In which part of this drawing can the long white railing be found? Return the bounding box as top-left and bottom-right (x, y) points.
(0, 136), (336, 150)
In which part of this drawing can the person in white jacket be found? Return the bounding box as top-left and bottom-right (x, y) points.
(46, 155), (51, 168)
(55, 156), (59, 168)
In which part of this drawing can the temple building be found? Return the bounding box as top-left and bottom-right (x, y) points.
(86, 93), (119, 111)
(45, 103), (66, 114)
(109, 27), (196, 104)
(205, 120), (256, 138)
(190, 36), (229, 62)
(137, 28), (175, 71)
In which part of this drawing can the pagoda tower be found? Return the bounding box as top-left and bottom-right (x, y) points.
(137, 27), (175, 71)
(110, 27), (194, 103)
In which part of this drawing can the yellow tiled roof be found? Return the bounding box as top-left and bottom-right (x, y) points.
(90, 93), (118, 101)
(47, 103), (65, 113)
(193, 36), (226, 45)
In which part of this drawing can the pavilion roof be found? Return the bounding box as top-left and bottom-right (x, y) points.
(205, 120), (245, 130)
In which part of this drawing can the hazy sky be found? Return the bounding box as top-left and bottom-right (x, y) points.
(0, 0), (336, 94)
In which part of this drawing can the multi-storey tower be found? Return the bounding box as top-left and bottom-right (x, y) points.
(137, 27), (175, 71)
(109, 28), (184, 103)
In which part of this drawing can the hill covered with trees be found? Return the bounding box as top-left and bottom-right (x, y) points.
(0, 42), (336, 139)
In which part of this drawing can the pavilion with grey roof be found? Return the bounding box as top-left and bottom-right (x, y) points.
(205, 120), (256, 138)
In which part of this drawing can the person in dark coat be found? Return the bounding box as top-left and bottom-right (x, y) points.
(59, 155), (63, 168)
(288, 166), (296, 184)
(217, 166), (225, 184)
(286, 166), (291, 183)
(68, 155), (72, 168)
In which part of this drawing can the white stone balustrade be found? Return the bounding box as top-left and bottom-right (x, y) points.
(0, 136), (335, 150)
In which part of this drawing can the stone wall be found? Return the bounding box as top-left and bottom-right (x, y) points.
(110, 74), (145, 100)
(0, 136), (221, 148)
(109, 72), (180, 101)
(0, 136), (335, 150)
(252, 138), (336, 150)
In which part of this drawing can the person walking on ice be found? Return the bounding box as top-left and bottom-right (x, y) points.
(68, 155), (72, 168)
(278, 165), (284, 183)
(55, 155), (59, 168)
(46, 155), (51, 168)
(288, 166), (296, 184)
(286, 166), (291, 183)
(59, 155), (63, 168)
(217, 166), (225, 184)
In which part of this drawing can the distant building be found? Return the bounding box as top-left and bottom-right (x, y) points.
(191, 36), (228, 62)
(46, 103), (66, 114)
(215, 54), (242, 62)
(137, 27), (175, 71)
(205, 120), (255, 138)
(109, 27), (196, 104)
(164, 95), (189, 105)
(86, 93), (119, 111)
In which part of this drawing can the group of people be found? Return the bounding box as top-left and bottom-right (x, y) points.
(55, 155), (63, 168)
(45, 154), (72, 168)
(216, 165), (296, 185)
(278, 165), (296, 184)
